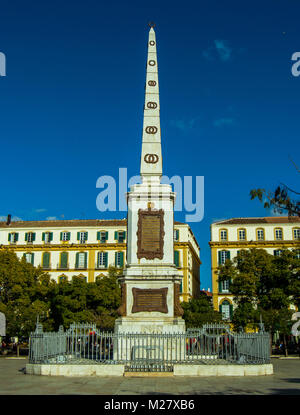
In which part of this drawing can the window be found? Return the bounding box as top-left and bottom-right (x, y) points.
(76, 252), (87, 269)
(42, 232), (53, 243)
(25, 232), (35, 243)
(60, 231), (70, 242)
(24, 253), (34, 265)
(221, 280), (230, 292)
(256, 228), (265, 241)
(42, 252), (51, 269)
(275, 228), (283, 240)
(220, 301), (231, 320)
(174, 250), (180, 267)
(78, 232), (88, 244)
(220, 229), (228, 241)
(274, 250), (283, 257)
(115, 251), (124, 267)
(97, 231), (108, 243)
(97, 252), (108, 268)
(293, 228), (300, 240)
(59, 252), (68, 269)
(218, 250), (230, 265)
(115, 231), (126, 243)
(238, 229), (246, 241)
(8, 233), (19, 243)
(174, 229), (179, 241)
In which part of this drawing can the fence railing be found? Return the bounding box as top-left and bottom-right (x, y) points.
(28, 322), (270, 366)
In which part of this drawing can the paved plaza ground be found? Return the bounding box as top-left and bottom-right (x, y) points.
(0, 357), (299, 395)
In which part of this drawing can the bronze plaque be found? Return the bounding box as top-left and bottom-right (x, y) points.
(132, 287), (168, 313)
(137, 208), (164, 259)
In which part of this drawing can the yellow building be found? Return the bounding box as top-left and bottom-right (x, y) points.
(0, 217), (201, 302)
(209, 216), (300, 320)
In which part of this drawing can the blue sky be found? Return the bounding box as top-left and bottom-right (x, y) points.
(0, 0), (299, 290)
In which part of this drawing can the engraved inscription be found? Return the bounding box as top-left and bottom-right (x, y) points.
(144, 154), (159, 164)
(132, 287), (168, 313)
(148, 80), (156, 86)
(137, 208), (164, 260)
(145, 126), (158, 134)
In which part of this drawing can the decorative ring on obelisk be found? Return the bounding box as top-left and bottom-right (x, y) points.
(144, 154), (159, 164)
(149, 40), (155, 46)
(147, 102), (157, 109)
(148, 60), (156, 66)
(145, 126), (158, 134)
(148, 22), (156, 28)
(148, 80), (156, 86)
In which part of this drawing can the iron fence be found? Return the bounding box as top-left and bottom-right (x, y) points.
(29, 322), (270, 369)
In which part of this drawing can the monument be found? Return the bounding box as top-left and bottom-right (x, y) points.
(114, 24), (185, 336)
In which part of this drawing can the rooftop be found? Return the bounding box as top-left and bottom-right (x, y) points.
(0, 218), (185, 228)
(212, 216), (300, 225)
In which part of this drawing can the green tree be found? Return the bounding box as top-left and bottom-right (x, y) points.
(0, 250), (55, 338)
(50, 266), (121, 330)
(218, 248), (300, 353)
(181, 292), (222, 328)
(250, 160), (300, 217)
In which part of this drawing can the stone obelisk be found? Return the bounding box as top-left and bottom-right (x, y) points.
(115, 24), (185, 335)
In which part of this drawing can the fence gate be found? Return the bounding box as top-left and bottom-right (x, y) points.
(124, 344), (173, 373)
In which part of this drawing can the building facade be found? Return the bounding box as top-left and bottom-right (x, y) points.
(209, 217), (300, 320)
(0, 218), (201, 302)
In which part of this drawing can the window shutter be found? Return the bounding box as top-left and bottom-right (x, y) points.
(105, 231), (108, 241)
(174, 250), (180, 267)
(120, 252), (124, 267)
(43, 252), (50, 268)
(75, 253), (79, 268)
(230, 304), (233, 320)
(218, 251), (222, 265)
(8, 233), (11, 242)
(77, 232), (80, 241)
(32, 233), (36, 242)
(115, 231), (118, 240)
(25, 233), (28, 242)
(42, 233), (45, 241)
(50, 232), (53, 241)
(31, 253), (34, 265)
(85, 232), (88, 241)
(104, 252), (108, 268)
(67, 232), (70, 241)
(180, 281), (183, 293)
(115, 252), (118, 266)
(97, 231), (100, 240)
(218, 279), (222, 293)
(60, 232), (63, 241)
(226, 251), (230, 260)
(219, 305), (222, 314)
(61, 252), (68, 269)
(84, 252), (88, 268)
(15, 233), (19, 242)
(124, 231), (126, 240)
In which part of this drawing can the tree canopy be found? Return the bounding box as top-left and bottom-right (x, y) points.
(181, 292), (222, 328)
(0, 249), (122, 337)
(218, 248), (300, 333)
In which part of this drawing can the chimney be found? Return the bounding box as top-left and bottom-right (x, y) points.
(6, 214), (11, 226)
